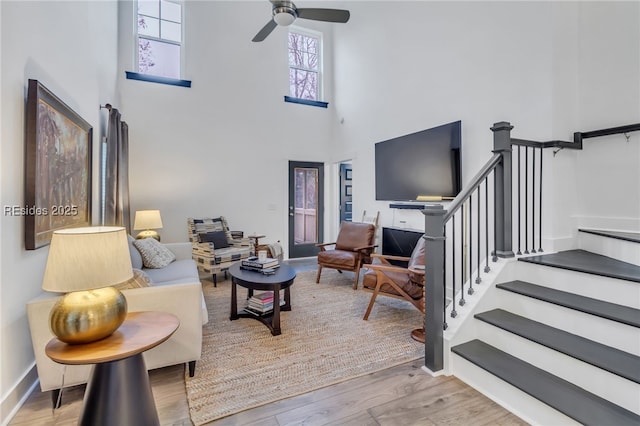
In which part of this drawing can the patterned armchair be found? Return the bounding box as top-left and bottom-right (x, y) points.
(187, 217), (251, 286)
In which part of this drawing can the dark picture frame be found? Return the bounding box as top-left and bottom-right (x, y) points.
(25, 79), (92, 250)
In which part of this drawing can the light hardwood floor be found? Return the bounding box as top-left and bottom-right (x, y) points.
(10, 359), (528, 426)
(11, 259), (528, 425)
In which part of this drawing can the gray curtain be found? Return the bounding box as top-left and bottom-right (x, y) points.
(103, 107), (131, 233)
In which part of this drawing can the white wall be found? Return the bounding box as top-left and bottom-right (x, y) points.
(573, 2), (640, 232)
(0, 1), (119, 422)
(331, 1), (557, 233)
(118, 1), (337, 246)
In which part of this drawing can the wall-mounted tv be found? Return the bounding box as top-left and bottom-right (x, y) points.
(375, 120), (462, 201)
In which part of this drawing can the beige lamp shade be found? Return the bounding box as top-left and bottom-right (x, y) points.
(133, 210), (163, 230)
(42, 226), (133, 292)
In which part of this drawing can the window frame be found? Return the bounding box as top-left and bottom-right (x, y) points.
(287, 26), (324, 104)
(135, 0), (185, 81)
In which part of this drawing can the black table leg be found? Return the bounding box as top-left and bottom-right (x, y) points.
(271, 283), (281, 336)
(79, 354), (158, 426)
(230, 278), (238, 320)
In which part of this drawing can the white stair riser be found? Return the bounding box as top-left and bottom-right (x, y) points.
(473, 320), (640, 414)
(494, 289), (640, 355)
(451, 353), (581, 426)
(514, 260), (640, 309)
(579, 233), (640, 266)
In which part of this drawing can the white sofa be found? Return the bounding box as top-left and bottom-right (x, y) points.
(26, 242), (208, 404)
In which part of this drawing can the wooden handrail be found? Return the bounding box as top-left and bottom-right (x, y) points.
(445, 153), (501, 223)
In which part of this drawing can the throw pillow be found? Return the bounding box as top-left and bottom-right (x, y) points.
(191, 217), (233, 243)
(133, 238), (176, 269)
(199, 231), (230, 248)
(114, 269), (152, 290)
(128, 235), (144, 269)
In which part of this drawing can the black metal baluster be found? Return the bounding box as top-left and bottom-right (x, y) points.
(468, 194), (474, 294)
(459, 207), (466, 306)
(538, 147), (544, 252)
(524, 147), (529, 254)
(484, 177), (491, 272)
(443, 226), (448, 329)
(476, 185), (482, 284)
(517, 145), (522, 255)
(531, 147), (537, 253)
(492, 168), (498, 262)
(451, 212), (457, 318)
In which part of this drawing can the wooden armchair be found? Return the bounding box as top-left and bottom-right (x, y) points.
(316, 221), (377, 289)
(361, 235), (426, 322)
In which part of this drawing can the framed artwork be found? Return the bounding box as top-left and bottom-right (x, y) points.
(25, 79), (92, 250)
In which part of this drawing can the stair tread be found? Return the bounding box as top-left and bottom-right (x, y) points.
(580, 228), (640, 244)
(475, 309), (640, 383)
(451, 340), (640, 426)
(496, 280), (640, 328)
(518, 249), (640, 283)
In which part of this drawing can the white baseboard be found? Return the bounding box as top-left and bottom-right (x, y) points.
(1, 364), (39, 426)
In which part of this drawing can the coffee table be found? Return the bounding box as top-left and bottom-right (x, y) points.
(229, 262), (296, 336)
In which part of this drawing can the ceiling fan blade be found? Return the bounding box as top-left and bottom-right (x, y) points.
(296, 8), (350, 23)
(252, 19), (278, 42)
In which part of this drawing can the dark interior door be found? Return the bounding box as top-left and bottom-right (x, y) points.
(339, 163), (352, 223)
(288, 161), (324, 258)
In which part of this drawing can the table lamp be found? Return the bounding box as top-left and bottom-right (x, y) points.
(133, 210), (163, 241)
(42, 226), (133, 344)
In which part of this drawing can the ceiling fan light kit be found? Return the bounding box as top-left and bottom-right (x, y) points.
(273, 6), (297, 26)
(252, 0), (351, 42)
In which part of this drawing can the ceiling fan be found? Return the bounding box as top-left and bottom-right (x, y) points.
(252, 0), (350, 42)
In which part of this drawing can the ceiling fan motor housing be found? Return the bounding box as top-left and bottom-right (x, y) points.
(273, 3), (297, 26)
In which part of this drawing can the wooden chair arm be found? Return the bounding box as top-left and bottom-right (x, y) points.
(354, 244), (378, 253)
(316, 242), (336, 248)
(370, 253), (411, 263)
(363, 263), (411, 275)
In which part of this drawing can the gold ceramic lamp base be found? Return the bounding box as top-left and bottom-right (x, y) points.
(50, 287), (127, 344)
(136, 230), (160, 241)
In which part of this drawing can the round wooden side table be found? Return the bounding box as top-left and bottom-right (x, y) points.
(45, 311), (179, 426)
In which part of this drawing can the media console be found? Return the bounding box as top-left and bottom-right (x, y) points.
(388, 203), (426, 210)
(382, 227), (423, 266)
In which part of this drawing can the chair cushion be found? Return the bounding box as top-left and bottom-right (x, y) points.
(144, 259), (200, 285)
(114, 269), (152, 290)
(408, 236), (426, 284)
(128, 235), (143, 269)
(318, 250), (358, 268)
(335, 222), (375, 251)
(363, 268), (423, 299)
(134, 238), (176, 269)
(199, 231), (229, 248)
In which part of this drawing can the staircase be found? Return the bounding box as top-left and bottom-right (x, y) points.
(449, 230), (640, 425)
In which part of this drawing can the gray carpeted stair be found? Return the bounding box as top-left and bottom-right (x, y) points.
(451, 340), (640, 426)
(496, 280), (640, 328)
(475, 308), (640, 383)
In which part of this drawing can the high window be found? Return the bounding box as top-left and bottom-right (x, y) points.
(288, 29), (322, 101)
(137, 0), (183, 79)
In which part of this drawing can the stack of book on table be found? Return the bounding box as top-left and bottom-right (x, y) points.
(240, 256), (280, 274)
(244, 291), (284, 316)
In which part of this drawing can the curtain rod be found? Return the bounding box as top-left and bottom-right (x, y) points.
(99, 104), (112, 111)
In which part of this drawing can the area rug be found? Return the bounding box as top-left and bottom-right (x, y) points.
(185, 269), (424, 425)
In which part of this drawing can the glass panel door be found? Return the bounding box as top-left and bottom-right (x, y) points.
(289, 161), (324, 258)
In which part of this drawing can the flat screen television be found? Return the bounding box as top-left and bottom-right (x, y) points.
(375, 120), (462, 201)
